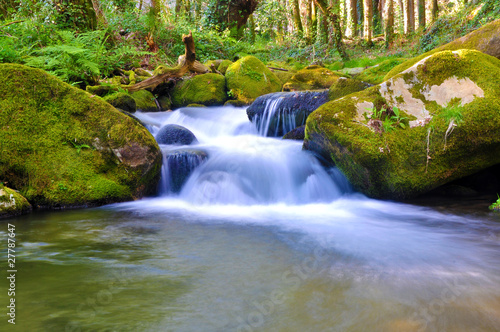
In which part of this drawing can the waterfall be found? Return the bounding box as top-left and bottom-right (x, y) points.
(134, 106), (351, 204)
(246, 90), (329, 137)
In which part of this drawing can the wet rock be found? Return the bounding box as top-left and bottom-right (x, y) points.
(247, 90), (328, 137)
(156, 124), (198, 145)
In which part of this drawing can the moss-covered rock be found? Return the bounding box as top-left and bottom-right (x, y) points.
(356, 58), (407, 84)
(103, 92), (137, 113)
(304, 50), (500, 199)
(225, 56), (282, 104)
(217, 60), (233, 75)
(0, 185), (31, 219)
(283, 65), (341, 91)
(86, 84), (117, 97)
(0, 64), (162, 208)
(130, 90), (159, 112)
(171, 73), (227, 108)
(385, 19), (500, 80)
(272, 70), (295, 86)
(224, 100), (247, 107)
(328, 77), (371, 101)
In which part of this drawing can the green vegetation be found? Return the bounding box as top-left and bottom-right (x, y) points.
(305, 50), (500, 199)
(0, 63), (161, 207)
(489, 194), (500, 211)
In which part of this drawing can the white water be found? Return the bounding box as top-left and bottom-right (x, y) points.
(122, 106), (500, 331)
(9, 106), (500, 332)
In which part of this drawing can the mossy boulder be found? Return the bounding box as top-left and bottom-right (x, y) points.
(328, 77), (371, 101)
(103, 92), (137, 113)
(272, 70), (295, 86)
(283, 65), (341, 91)
(171, 73), (227, 108)
(356, 58), (407, 84)
(225, 56), (282, 104)
(0, 185), (31, 219)
(130, 90), (158, 112)
(304, 50), (500, 199)
(0, 64), (162, 207)
(217, 60), (233, 75)
(86, 84), (117, 97)
(385, 19), (500, 80)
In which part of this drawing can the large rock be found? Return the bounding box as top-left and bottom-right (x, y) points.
(225, 56), (282, 104)
(328, 77), (371, 101)
(156, 124), (198, 145)
(304, 50), (500, 199)
(131, 90), (159, 112)
(247, 90), (329, 137)
(0, 64), (162, 207)
(163, 149), (208, 193)
(0, 186), (31, 219)
(283, 65), (341, 91)
(104, 92), (137, 113)
(171, 73), (227, 108)
(385, 19), (500, 80)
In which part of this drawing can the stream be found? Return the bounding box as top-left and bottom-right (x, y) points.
(2, 106), (500, 332)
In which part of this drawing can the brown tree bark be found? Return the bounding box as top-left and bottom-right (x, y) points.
(363, 0), (373, 44)
(346, 0), (358, 37)
(384, 0), (394, 48)
(404, 0), (414, 33)
(418, 0), (425, 29)
(431, 0), (438, 22)
(127, 32), (208, 92)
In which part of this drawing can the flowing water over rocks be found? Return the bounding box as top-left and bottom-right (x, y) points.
(5, 105), (500, 332)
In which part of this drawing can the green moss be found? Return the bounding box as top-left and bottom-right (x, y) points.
(0, 186), (31, 219)
(171, 73), (227, 108)
(356, 58), (407, 84)
(283, 66), (340, 91)
(103, 92), (136, 113)
(305, 50), (500, 199)
(217, 60), (233, 75)
(225, 56), (282, 104)
(272, 70), (295, 86)
(385, 20), (500, 80)
(328, 77), (370, 101)
(0, 64), (162, 207)
(130, 90), (159, 112)
(186, 104), (207, 107)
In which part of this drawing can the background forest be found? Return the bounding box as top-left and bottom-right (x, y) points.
(0, 0), (498, 87)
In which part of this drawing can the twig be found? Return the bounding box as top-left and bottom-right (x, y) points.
(426, 127), (432, 173)
(0, 20), (24, 28)
(443, 119), (456, 151)
(268, 66), (289, 72)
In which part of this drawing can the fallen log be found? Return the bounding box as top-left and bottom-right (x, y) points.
(126, 31), (207, 92)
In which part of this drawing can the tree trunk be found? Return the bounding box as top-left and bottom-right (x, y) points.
(127, 32), (208, 92)
(404, 0), (414, 34)
(292, 0), (304, 37)
(363, 0), (373, 44)
(54, 0), (97, 31)
(346, 0), (358, 37)
(431, 0), (438, 22)
(418, 0), (425, 29)
(249, 14), (256, 43)
(313, 0), (349, 60)
(316, 8), (328, 44)
(306, 0), (313, 43)
(384, 0), (394, 48)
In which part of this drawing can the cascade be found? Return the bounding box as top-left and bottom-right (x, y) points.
(133, 105), (351, 203)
